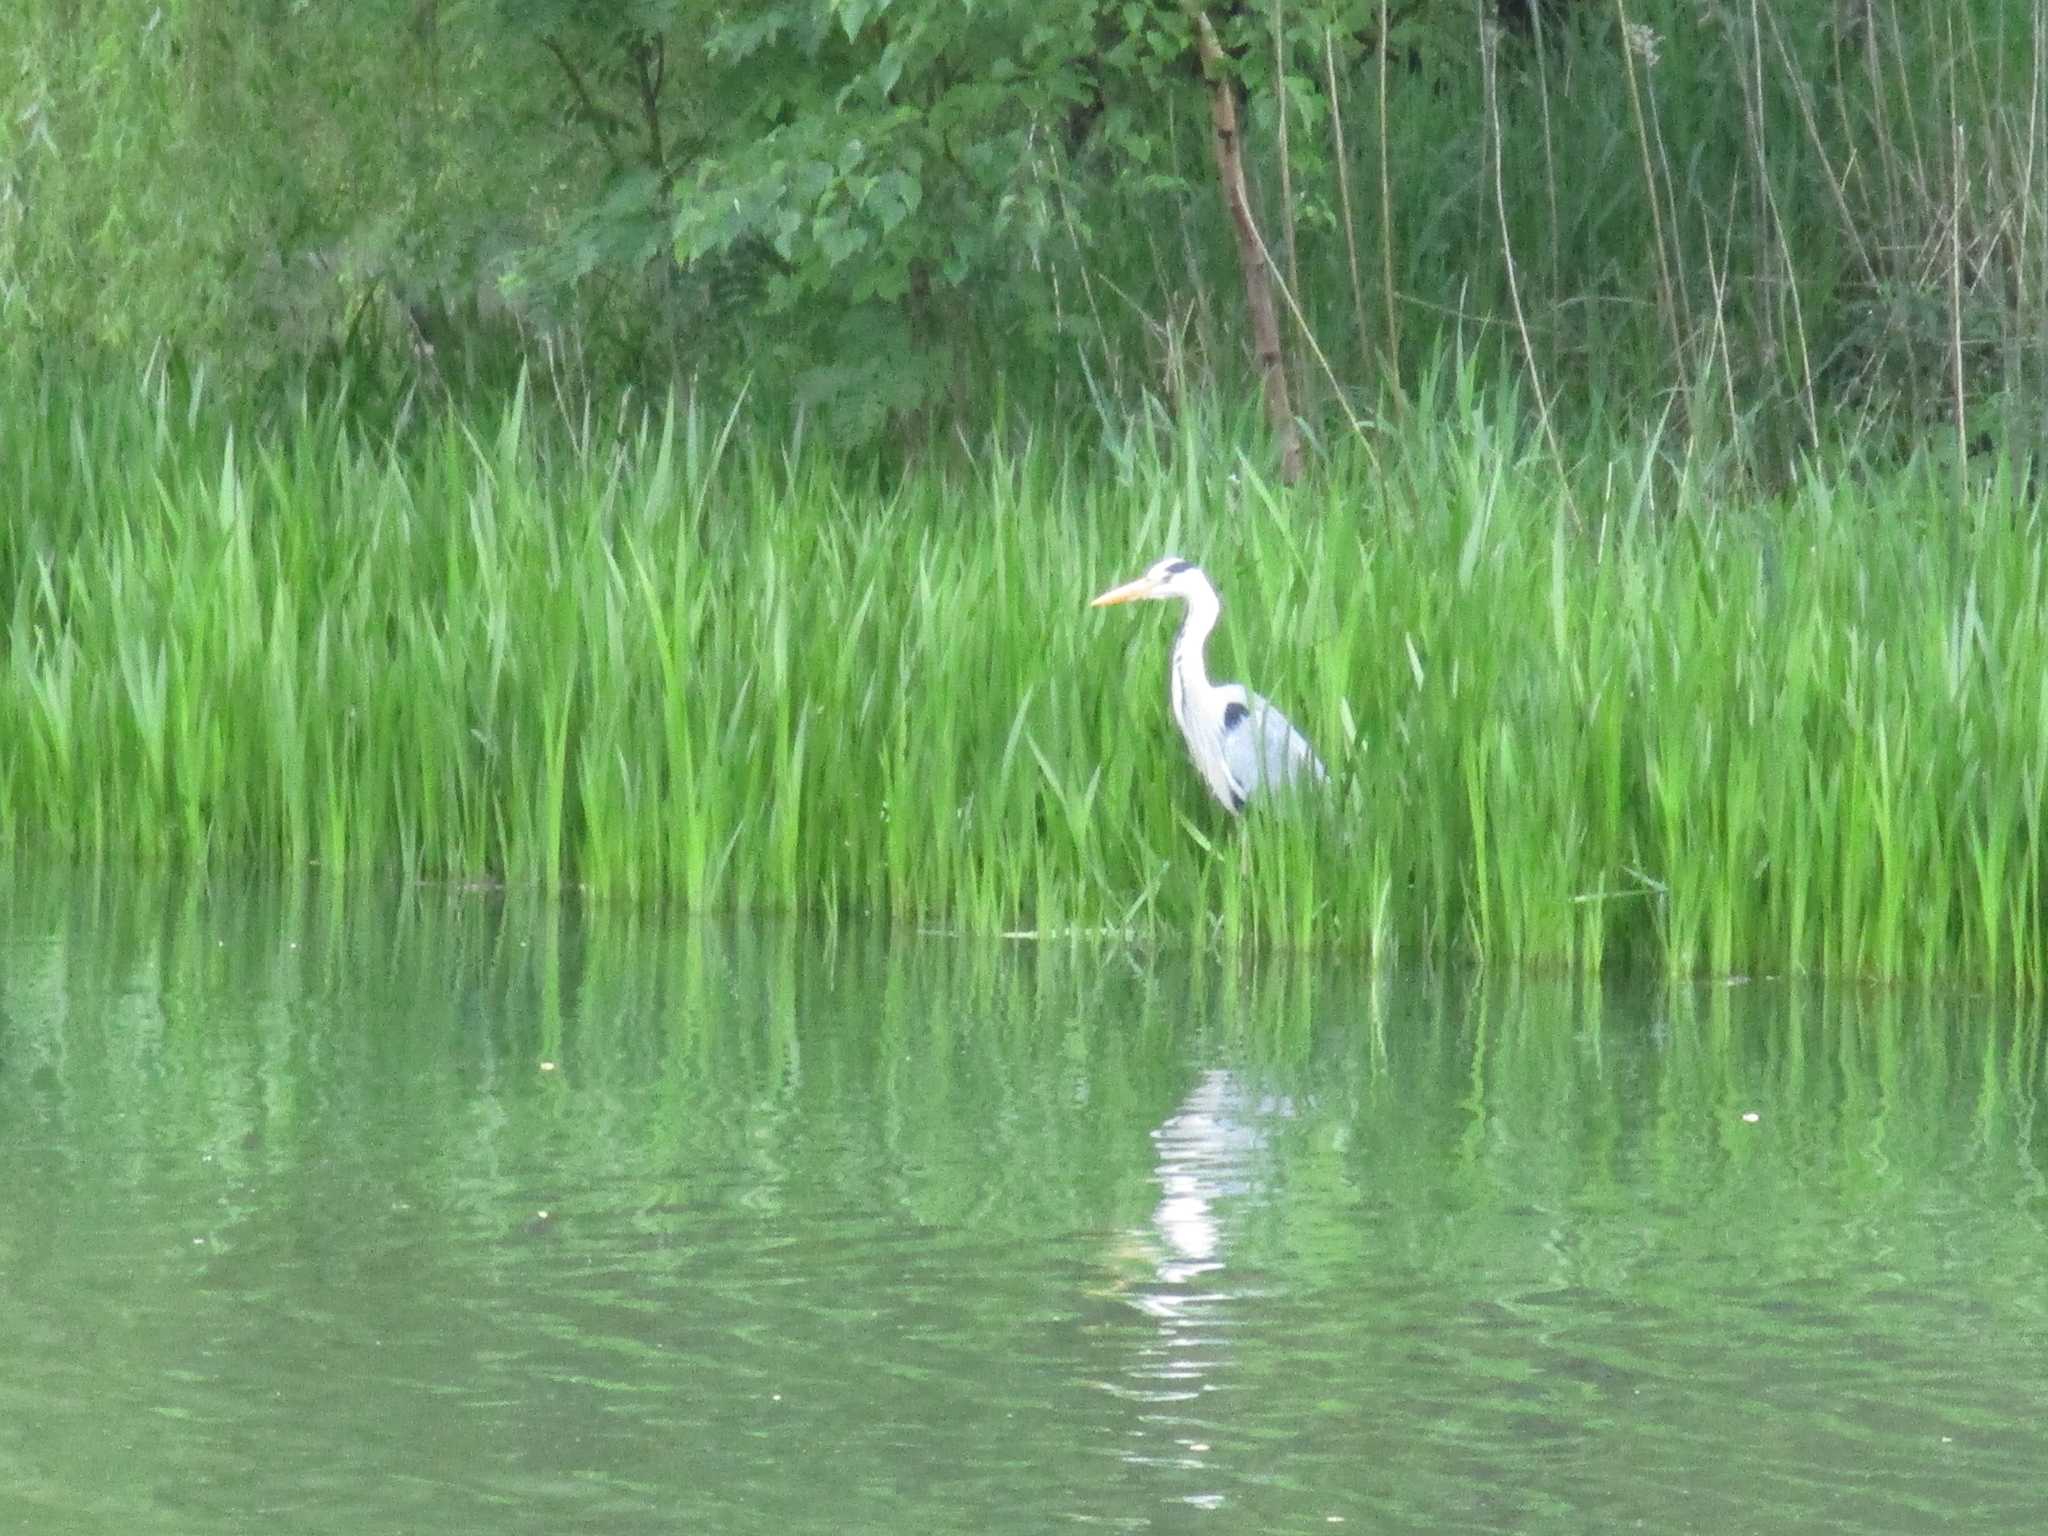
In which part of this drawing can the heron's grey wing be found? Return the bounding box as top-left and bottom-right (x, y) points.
(1220, 691), (1326, 800)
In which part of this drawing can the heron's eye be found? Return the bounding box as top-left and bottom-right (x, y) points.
(1162, 560), (1193, 576)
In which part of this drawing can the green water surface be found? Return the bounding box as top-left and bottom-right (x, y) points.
(3, 872), (2046, 1533)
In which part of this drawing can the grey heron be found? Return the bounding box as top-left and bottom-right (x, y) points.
(1090, 557), (1326, 814)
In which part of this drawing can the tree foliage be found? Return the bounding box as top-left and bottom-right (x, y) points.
(4, 1), (2042, 465)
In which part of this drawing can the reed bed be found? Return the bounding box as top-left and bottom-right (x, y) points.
(3, 365), (2045, 984)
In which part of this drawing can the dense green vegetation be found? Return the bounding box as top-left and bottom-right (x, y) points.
(4, 2), (2046, 979)
(5, 1), (2042, 467)
(4, 366), (2046, 982)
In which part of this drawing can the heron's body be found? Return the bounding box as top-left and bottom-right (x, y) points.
(1091, 558), (1325, 813)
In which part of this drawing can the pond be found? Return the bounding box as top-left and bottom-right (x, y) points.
(3, 870), (2046, 1533)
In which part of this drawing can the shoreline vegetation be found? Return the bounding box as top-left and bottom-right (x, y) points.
(5, 365), (2046, 986)
(5, 2), (2047, 981)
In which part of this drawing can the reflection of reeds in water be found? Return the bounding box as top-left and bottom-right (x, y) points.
(3, 870), (2041, 1299)
(6, 871), (2046, 1532)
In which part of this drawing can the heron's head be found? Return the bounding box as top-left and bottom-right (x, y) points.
(1089, 557), (1207, 608)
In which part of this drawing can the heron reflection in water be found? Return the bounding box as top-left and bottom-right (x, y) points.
(1101, 1067), (1289, 1509)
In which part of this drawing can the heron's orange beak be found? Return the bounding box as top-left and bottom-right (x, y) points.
(1089, 575), (1156, 607)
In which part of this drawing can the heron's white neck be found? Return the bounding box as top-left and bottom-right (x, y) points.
(1170, 577), (1222, 698)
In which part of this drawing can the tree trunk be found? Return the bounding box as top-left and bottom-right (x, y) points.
(1185, 6), (1301, 484)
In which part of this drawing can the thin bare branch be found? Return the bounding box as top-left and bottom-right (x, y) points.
(541, 35), (627, 172)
